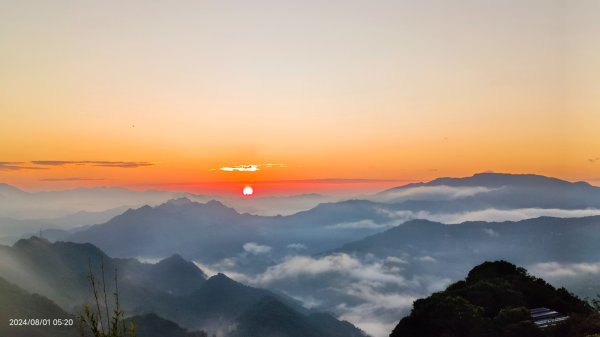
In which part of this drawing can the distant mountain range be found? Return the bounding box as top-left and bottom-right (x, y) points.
(67, 198), (266, 261)
(0, 207), (128, 245)
(0, 275), (206, 337)
(0, 237), (366, 337)
(375, 172), (600, 209)
(0, 184), (335, 244)
(64, 197), (388, 261)
(333, 215), (600, 264)
(393, 172), (592, 189)
(0, 184), (212, 219)
(3, 173), (600, 337)
(54, 173), (600, 263)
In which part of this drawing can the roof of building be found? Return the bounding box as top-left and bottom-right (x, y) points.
(529, 307), (569, 328)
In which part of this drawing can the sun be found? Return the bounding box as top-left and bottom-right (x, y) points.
(242, 186), (254, 196)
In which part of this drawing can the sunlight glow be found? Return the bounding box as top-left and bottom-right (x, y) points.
(243, 186), (254, 196)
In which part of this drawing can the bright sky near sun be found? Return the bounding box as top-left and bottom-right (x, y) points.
(1, 0), (599, 193)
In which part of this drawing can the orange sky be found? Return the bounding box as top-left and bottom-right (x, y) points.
(1, 0), (599, 194)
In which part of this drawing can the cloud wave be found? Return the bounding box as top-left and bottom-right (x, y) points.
(246, 253), (450, 337)
(378, 207), (600, 224)
(374, 185), (496, 202)
(242, 242), (272, 255)
(326, 219), (387, 230)
(529, 261), (600, 279)
(192, 252), (451, 337)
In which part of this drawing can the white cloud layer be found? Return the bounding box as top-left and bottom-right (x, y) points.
(242, 242), (272, 255)
(253, 254), (365, 283)
(241, 253), (450, 337)
(219, 163), (286, 172)
(326, 219), (388, 230)
(191, 252), (453, 337)
(415, 256), (436, 262)
(374, 185), (496, 202)
(220, 165), (259, 172)
(378, 207), (600, 225)
(529, 261), (600, 279)
(482, 228), (500, 237)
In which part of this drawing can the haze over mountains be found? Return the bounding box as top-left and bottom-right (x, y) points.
(60, 173), (600, 262)
(2, 173), (600, 337)
(0, 184), (334, 244)
(0, 237), (365, 337)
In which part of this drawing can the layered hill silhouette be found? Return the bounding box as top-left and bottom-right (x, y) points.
(3, 173), (600, 337)
(0, 237), (366, 337)
(333, 215), (600, 269)
(65, 197), (386, 261)
(0, 183), (212, 219)
(390, 260), (600, 337)
(67, 198), (267, 260)
(0, 276), (207, 337)
(53, 173), (600, 263)
(0, 236), (207, 309)
(376, 173), (600, 209)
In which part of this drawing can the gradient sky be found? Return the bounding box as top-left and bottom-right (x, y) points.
(1, 0), (598, 194)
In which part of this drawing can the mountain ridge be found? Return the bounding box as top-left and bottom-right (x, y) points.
(385, 173), (595, 190)
(0, 237), (366, 337)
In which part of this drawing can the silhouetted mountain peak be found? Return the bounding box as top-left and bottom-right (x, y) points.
(156, 253), (190, 269)
(203, 199), (238, 213)
(165, 197), (195, 206)
(155, 253), (207, 279)
(156, 198), (237, 214)
(207, 272), (235, 283)
(428, 172), (584, 188)
(121, 204), (153, 216)
(13, 236), (110, 264)
(205, 199), (225, 207)
(200, 273), (247, 294)
(160, 253), (186, 263)
(381, 172), (597, 196)
(0, 183), (26, 195)
(402, 219), (444, 227)
(465, 260), (528, 283)
(13, 236), (51, 249)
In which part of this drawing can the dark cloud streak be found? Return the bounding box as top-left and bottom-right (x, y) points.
(40, 177), (105, 182)
(31, 161), (153, 168)
(0, 162), (48, 171)
(262, 178), (411, 184)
